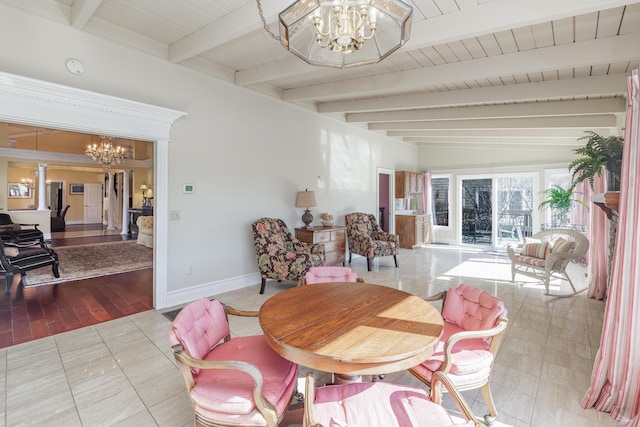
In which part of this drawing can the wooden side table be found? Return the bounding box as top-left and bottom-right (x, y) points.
(295, 226), (346, 266)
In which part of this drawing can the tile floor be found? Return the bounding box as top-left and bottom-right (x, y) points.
(0, 245), (620, 427)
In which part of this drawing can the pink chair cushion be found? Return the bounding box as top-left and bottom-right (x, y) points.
(513, 254), (547, 267)
(307, 381), (474, 427)
(441, 284), (507, 331)
(305, 266), (358, 284)
(192, 335), (298, 417)
(169, 298), (230, 372)
(416, 321), (493, 376)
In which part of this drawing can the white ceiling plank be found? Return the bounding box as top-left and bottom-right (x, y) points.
(168, 0), (292, 63)
(531, 22), (554, 47)
(596, 6), (625, 37)
(476, 34), (501, 56)
(512, 27), (536, 50)
(552, 17), (575, 44)
(575, 12), (599, 40)
(283, 34), (640, 101)
(317, 74), (627, 113)
(369, 114), (617, 130)
(345, 98), (626, 122)
(432, 0), (460, 14)
(446, 40), (474, 61)
(70, 0), (103, 29)
(620, 3), (640, 33)
(493, 30), (518, 53)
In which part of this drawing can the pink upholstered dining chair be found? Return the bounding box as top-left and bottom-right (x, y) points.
(304, 266), (361, 285)
(168, 297), (299, 427)
(409, 284), (508, 426)
(303, 371), (481, 427)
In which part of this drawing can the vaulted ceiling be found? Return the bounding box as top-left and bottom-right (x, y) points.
(3, 0), (640, 148)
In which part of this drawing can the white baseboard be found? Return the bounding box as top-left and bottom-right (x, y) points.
(163, 272), (261, 309)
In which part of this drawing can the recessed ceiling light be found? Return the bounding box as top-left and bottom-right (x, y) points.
(65, 59), (84, 75)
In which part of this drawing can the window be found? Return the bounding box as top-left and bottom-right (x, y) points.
(431, 176), (450, 227)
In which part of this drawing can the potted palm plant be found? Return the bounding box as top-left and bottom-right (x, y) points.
(569, 131), (624, 191)
(539, 185), (588, 227)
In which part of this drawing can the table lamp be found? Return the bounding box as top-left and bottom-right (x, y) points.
(295, 189), (317, 229)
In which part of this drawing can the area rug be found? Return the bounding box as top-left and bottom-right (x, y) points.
(23, 240), (153, 287)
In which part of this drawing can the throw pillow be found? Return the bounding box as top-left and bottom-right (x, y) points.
(521, 241), (550, 259)
(552, 238), (575, 254)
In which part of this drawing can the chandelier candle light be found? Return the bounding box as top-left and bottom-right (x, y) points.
(277, 0), (413, 68)
(86, 135), (126, 169)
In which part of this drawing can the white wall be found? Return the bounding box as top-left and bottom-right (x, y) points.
(0, 5), (417, 304)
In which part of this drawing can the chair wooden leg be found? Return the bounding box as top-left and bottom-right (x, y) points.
(480, 382), (497, 425)
(260, 278), (267, 294)
(367, 257), (372, 271)
(393, 255), (398, 268)
(348, 252), (352, 263)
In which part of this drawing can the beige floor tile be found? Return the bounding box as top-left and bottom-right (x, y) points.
(148, 391), (194, 427)
(76, 386), (146, 426)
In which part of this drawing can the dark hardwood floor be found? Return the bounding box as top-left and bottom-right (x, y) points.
(0, 224), (153, 349)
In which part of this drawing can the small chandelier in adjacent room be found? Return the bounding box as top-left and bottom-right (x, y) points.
(86, 135), (126, 169)
(273, 0), (413, 68)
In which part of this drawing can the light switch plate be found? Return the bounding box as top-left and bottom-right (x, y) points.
(183, 183), (195, 194)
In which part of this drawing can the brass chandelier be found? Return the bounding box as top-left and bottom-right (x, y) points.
(85, 135), (126, 169)
(258, 0), (413, 68)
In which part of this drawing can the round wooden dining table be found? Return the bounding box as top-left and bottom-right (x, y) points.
(259, 282), (444, 384)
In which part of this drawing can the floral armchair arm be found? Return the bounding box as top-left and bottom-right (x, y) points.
(290, 239), (325, 256)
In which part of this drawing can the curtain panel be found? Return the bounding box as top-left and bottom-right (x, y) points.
(586, 173), (610, 300)
(582, 69), (640, 426)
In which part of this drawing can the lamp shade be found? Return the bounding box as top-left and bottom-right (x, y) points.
(295, 190), (317, 208)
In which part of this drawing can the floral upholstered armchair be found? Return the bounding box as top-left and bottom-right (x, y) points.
(345, 212), (399, 271)
(251, 218), (325, 294)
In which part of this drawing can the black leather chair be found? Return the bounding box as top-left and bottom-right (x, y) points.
(51, 205), (70, 232)
(0, 214), (60, 294)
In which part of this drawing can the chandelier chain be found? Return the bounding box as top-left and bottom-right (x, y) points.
(256, 0), (280, 41)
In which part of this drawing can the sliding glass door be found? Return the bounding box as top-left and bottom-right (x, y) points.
(461, 178), (492, 245)
(459, 174), (534, 247)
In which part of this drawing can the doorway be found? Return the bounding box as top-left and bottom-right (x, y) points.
(377, 168), (395, 233)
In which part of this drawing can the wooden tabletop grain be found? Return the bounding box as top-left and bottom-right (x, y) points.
(259, 282), (444, 378)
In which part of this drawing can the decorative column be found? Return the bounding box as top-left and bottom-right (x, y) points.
(121, 171), (130, 235)
(107, 172), (116, 230)
(37, 163), (47, 211)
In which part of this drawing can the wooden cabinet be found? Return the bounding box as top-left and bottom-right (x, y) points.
(295, 226), (346, 266)
(395, 171), (423, 198)
(395, 215), (425, 249)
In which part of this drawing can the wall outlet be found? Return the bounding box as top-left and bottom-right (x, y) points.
(169, 210), (180, 220)
(185, 264), (192, 275)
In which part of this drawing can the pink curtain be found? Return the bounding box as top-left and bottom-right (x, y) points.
(586, 173), (610, 300)
(582, 69), (640, 426)
(423, 172), (434, 244)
